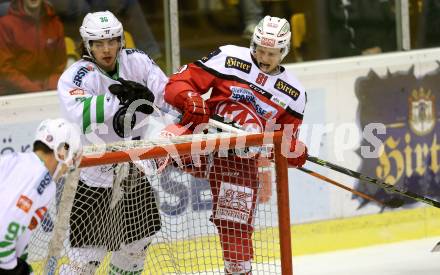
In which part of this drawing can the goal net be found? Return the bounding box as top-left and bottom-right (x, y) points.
(27, 131), (292, 274)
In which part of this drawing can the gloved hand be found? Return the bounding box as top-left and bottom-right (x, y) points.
(174, 91), (210, 130)
(287, 140), (308, 168)
(109, 77), (155, 114)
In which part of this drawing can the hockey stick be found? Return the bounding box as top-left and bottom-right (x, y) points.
(307, 156), (440, 208)
(208, 116), (438, 208)
(431, 241), (440, 252)
(297, 166), (404, 208)
(43, 169), (81, 274)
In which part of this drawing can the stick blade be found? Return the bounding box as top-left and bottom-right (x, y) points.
(431, 241), (440, 252)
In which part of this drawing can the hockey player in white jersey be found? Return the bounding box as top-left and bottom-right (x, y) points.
(164, 16), (308, 274)
(57, 10), (170, 274)
(0, 118), (82, 275)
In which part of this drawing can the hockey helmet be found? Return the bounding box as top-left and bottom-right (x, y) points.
(34, 118), (82, 169)
(251, 16), (291, 61)
(79, 10), (125, 57)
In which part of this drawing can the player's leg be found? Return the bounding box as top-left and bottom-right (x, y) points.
(209, 154), (259, 274)
(108, 164), (161, 274)
(109, 237), (153, 274)
(59, 246), (106, 274)
(61, 180), (111, 274)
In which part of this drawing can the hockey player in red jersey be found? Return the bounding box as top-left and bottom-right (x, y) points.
(164, 15), (307, 274)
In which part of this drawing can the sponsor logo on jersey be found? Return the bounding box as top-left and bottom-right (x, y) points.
(261, 37), (276, 47)
(274, 79), (300, 100)
(29, 216), (38, 230)
(37, 172), (52, 195)
(229, 86), (277, 119)
(16, 195), (33, 213)
(216, 182), (253, 224)
(75, 97), (87, 103)
(249, 83), (269, 97)
(271, 96), (287, 108)
(126, 49), (146, 55)
(69, 88), (85, 96)
(73, 67), (89, 87)
(225, 57), (252, 73)
(201, 48), (221, 63)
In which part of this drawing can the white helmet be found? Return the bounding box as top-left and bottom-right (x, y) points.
(79, 10), (125, 57)
(251, 15), (291, 61)
(34, 118), (82, 170)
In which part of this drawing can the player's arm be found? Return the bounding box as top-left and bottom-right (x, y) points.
(57, 70), (122, 134)
(0, 222), (31, 274)
(277, 109), (308, 168)
(164, 62), (217, 129)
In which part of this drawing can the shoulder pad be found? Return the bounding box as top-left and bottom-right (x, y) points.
(125, 48), (147, 56)
(72, 64), (94, 87)
(201, 48), (222, 63)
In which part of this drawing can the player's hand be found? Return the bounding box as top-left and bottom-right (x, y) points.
(175, 91), (210, 130)
(287, 140), (308, 168)
(109, 77), (155, 114)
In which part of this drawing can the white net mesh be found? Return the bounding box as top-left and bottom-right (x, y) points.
(28, 132), (287, 274)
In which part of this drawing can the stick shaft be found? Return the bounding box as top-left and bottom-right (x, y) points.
(307, 155), (440, 208)
(297, 167), (385, 206)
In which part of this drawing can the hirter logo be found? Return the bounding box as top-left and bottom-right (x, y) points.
(225, 57), (252, 73)
(17, 195), (33, 213)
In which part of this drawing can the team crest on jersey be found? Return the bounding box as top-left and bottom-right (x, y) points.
(16, 195), (33, 213)
(274, 79), (300, 100)
(215, 101), (264, 132)
(73, 66), (90, 87)
(229, 86), (277, 120)
(201, 48), (221, 63)
(225, 57), (252, 73)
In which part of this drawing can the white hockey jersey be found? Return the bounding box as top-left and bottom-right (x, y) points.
(0, 153), (55, 270)
(58, 49), (174, 187)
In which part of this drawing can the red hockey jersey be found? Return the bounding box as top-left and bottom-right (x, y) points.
(165, 45), (307, 133)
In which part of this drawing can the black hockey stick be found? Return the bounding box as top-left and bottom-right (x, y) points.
(307, 155), (440, 208)
(297, 167), (404, 208)
(431, 241), (440, 252)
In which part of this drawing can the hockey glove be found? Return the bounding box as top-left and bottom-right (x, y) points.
(109, 77), (155, 115)
(287, 140), (308, 168)
(113, 105), (137, 138)
(0, 257), (32, 275)
(174, 91), (210, 130)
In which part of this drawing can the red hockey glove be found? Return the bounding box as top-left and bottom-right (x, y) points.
(175, 91), (210, 130)
(287, 140), (308, 168)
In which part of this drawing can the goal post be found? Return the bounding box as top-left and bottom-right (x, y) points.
(28, 130), (293, 274)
